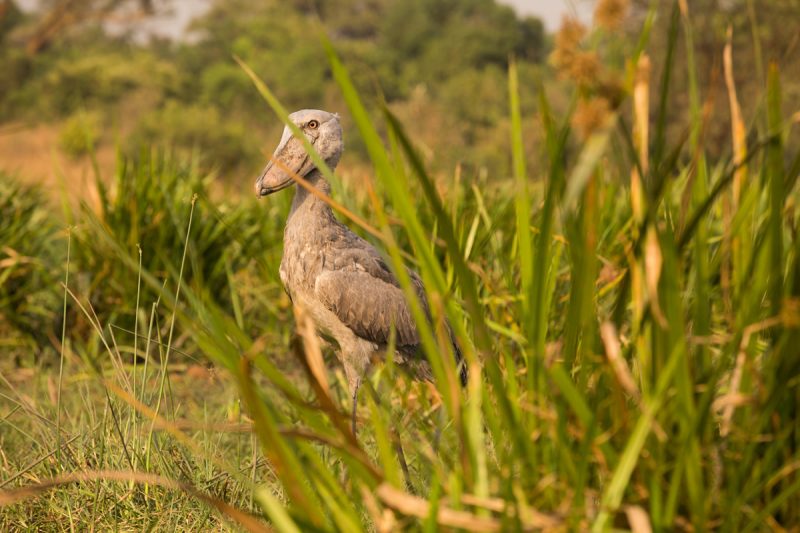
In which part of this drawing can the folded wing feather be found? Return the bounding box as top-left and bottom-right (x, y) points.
(314, 250), (426, 348)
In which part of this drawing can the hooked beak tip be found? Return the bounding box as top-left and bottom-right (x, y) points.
(254, 177), (266, 198)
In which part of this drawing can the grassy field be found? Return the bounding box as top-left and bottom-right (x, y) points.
(2, 5), (800, 532)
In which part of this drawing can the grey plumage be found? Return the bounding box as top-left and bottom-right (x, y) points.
(255, 109), (464, 407)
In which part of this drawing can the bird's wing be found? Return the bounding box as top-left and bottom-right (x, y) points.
(314, 252), (424, 347)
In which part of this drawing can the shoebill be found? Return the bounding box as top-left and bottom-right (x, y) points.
(254, 109), (465, 432)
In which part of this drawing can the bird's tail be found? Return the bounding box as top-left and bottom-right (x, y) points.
(397, 325), (467, 386)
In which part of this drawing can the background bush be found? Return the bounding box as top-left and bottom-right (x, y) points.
(62, 150), (289, 357)
(58, 110), (102, 158)
(0, 175), (63, 357)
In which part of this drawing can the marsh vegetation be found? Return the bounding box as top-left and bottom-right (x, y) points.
(1, 0), (800, 530)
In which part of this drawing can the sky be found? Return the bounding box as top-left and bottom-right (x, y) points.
(17, 0), (596, 38)
(504, 0), (593, 30)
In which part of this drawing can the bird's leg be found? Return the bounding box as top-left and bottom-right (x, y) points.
(349, 375), (361, 437)
(343, 349), (369, 438)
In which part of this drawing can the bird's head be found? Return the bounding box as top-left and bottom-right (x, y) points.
(255, 109), (343, 198)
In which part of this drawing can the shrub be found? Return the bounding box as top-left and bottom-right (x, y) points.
(0, 175), (63, 358)
(132, 101), (260, 171)
(69, 150), (286, 354)
(59, 111), (102, 158)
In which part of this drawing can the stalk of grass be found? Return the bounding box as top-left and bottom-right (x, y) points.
(765, 63), (784, 318)
(509, 59), (533, 340)
(146, 195), (198, 494)
(651, 1), (681, 174)
(382, 109), (490, 352)
(592, 341), (686, 531)
(128, 243), (144, 485)
(528, 89), (570, 484)
(56, 228), (71, 464)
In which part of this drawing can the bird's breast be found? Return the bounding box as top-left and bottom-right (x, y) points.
(280, 238), (325, 295)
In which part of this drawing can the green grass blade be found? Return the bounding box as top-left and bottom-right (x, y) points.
(592, 342), (686, 531)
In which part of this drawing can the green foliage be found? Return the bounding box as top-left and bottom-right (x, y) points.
(0, 0), (547, 176)
(228, 14), (799, 529)
(0, 357), (263, 531)
(0, 1), (24, 42)
(198, 62), (253, 108)
(132, 101), (260, 170)
(0, 175), (62, 355)
(628, 0), (800, 158)
(166, 27), (797, 529)
(59, 111), (102, 158)
(66, 150), (286, 352)
(37, 48), (179, 117)
(0, 49), (33, 120)
(2, 1), (800, 531)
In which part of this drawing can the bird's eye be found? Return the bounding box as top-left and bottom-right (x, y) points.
(308, 120), (319, 129)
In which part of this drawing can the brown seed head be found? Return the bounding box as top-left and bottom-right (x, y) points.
(568, 51), (602, 88)
(572, 97), (612, 140)
(550, 16), (587, 75)
(594, 0), (630, 30)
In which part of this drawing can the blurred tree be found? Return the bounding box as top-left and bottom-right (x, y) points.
(517, 16), (546, 62)
(299, 0), (388, 39)
(378, 0), (542, 88)
(186, 0), (328, 108)
(24, 0), (164, 55)
(0, 0), (24, 42)
(0, 0), (548, 177)
(181, 0), (546, 175)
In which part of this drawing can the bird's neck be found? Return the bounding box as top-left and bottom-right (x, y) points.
(287, 168), (336, 226)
